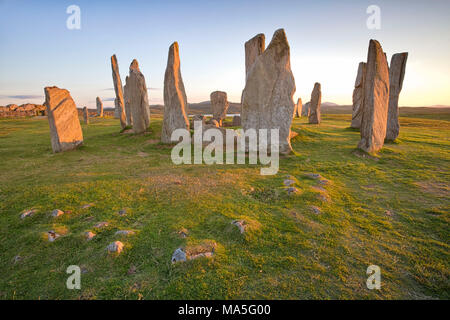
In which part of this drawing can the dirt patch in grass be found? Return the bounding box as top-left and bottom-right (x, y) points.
(415, 181), (449, 198)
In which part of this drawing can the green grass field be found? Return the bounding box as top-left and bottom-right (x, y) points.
(0, 114), (448, 299)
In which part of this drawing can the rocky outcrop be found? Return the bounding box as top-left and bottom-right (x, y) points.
(127, 60), (150, 133)
(241, 29), (296, 155)
(211, 91), (229, 126)
(96, 97), (103, 117)
(386, 52), (408, 141)
(245, 33), (265, 80)
(161, 42), (189, 143)
(44, 86), (83, 153)
(351, 62), (366, 129)
(111, 54), (127, 128)
(358, 40), (390, 153)
(308, 83), (321, 124)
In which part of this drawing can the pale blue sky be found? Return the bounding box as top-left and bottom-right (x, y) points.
(1, 0), (449, 108)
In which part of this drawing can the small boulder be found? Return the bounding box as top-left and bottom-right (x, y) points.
(107, 241), (124, 254)
(51, 209), (64, 217)
(171, 248), (187, 263)
(231, 220), (247, 234)
(94, 222), (109, 229)
(115, 230), (135, 236)
(47, 230), (61, 242)
(20, 209), (37, 219)
(85, 231), (96, 240)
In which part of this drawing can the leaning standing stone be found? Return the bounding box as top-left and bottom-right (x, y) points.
(96, 97), (103, 117)
(44, 86), (83, 153)
(83, 107), (89, 124)
(351, 62), (366, 129)
(241, 29), (296, 154)
(111, 54), (127, 129)
(245, 33), (265, 80)
(161, 42), (190, 143)
(386, 52), (408, 141)
(211, 91), (229, 126)
(127, 59), (150, 133)
(358, 40), (390, 153)
(308, 83), (321, 124)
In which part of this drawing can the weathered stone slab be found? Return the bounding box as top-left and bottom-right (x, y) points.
(111, 54), (127, 128)
(358, 39), (390, 153)
(161, 42), (189, 143)
(96, 97), (103, 117)
(232, 115), (241, 126)
(83, 107), (89, 124)
(294, 98), (302, 118)
(44, 86), (83, 153)
(386, 52), (408, 141)
(241, 29), (296, 154)
(123, 76), (133, 126)
(308, 83), (321, 124)
(127, 59), (150, 133)
(301, 102), (310, 117)
(351, 62), (366, 128)
(211, 91), (229, 126)
(245, 33), (265, 80)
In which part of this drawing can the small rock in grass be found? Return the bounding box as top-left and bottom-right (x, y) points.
(20, 209), (37, 219)
(177, 228), (189, 238)
(13, 255), (22, 264)
(48, 230), (61, 242)
(310, 206), (321, 215)
(283, 179), (295, 186)
(128, 265), (137, 275)
(305, 173), (321, 180)
(81, 203), (94, 209)
(85, 231), (96, 240)
(231, 220), (247, 234)
(94, 222), (109, 228)
(51, 209), (64, 217)
(107, 241), (124, 254)
(115, 230), (135, 236)
(118, 209), (127, 216)
(171, 248), (187, 263)
(385, 210), (394, 217)
(287, 187), (299, 195)
(318, 179), (330, 186)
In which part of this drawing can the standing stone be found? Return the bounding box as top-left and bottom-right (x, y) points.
(308, 83), (321, 124)
(241, 29), (296, 155)
(111, 54), (127, 129)
(386, 52), (408, 141)
(44, 86), (83, 153)
(301, 102), (310, 117)
(123, 76), (133, 126)
(127, 59), (150, 133)
(211, 91), (229, 126)
(294, 98), (302, 118)
(161, 42), (189, 143)
(245, 33), (265, 80)
(351, 62), (366, 128)
(232, 115), (241, 126)
(96, 97), (103, 117)
(83, 107), (89, 124)
(358, 40), (390, 153)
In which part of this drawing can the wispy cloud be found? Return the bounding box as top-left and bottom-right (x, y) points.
(102, 87), (161, 91)
(0, 95), (43, 100)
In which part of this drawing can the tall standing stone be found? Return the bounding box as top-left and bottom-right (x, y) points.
(386, 52), (408, 141)
(161, 42), (189, 143)
(44, 86), (83, 153)
(123, 76), (133, 126)
(127, 59), (150, 133)
(294, 98), (302, 118)
(358, 40), (390, 153)
(351, 62), (366, 129)
(211, 91), (229, 126)
(83, 107), (89, 124)
(96, 97), (103, 117)
(308, 83), (321, 124)
(241, 29), (296, 154)
(245, 33), (265, 80)
(111, 54), (127, 129)
(301, 102), (310, 117)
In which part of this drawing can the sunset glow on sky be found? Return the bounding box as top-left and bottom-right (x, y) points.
(1, 0), (449, 109)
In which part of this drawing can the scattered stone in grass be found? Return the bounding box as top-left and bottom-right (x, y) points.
(128, 265), (137, 274)
(305, 173), (322, 180)
(231, 220), (247, 234)
(385, 210), (394, 217)
(287, 187), (300, 195)
(20, 209), (37, 219)
(118, 209), (127, 216)
(81, 203), (94, 209)
(51, 209), (64, 217)
(81, 266), (89, 274)
(186, 241), (217, 261)
(171, 248), (187, 263)
(283, 179), (295, 186)
(107, 241), (124, 254)
(310, 206), (321, 215)
(94, 222), (109, 228)
(47, 230), (61, 242)
(115, 230), (135, 236)
(318, 194), (329, 202)
(311, 186), (326, 192)
(318, 179), (331, 186)
(85, 231), (96, 240)
(12, 255), (22, 264)
(177, 228), (189, 238)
